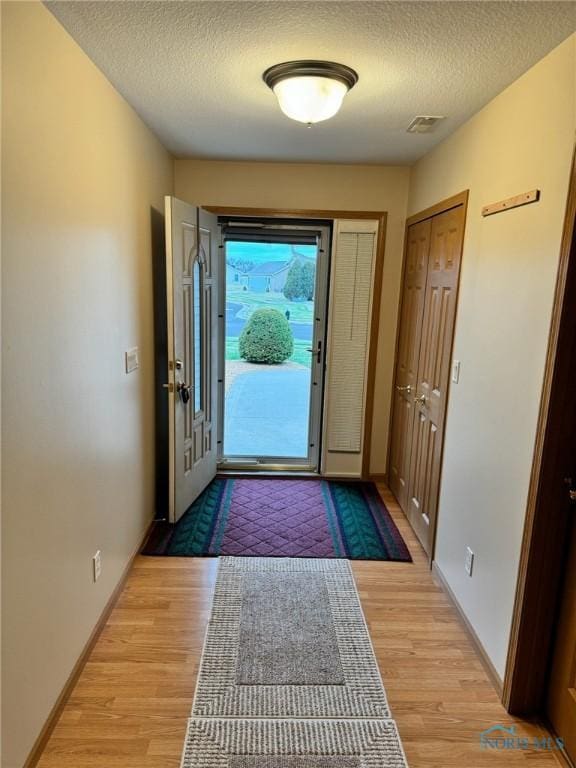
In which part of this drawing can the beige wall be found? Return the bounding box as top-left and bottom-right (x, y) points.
(175, 159), (410, 474)
(1, 4), (173, 766)
(409, 34), (576, 678)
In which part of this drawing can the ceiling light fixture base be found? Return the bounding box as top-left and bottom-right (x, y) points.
(263, 60), (359, 91)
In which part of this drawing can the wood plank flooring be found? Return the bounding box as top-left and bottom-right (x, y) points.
(36, 485), (563, 767)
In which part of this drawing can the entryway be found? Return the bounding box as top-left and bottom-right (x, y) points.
(218, 220), (331, 469)
(160, 200), (386, 523)
(37, 488), (565, 768)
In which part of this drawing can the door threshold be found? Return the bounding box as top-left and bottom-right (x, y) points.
(217, 468), (320, 479)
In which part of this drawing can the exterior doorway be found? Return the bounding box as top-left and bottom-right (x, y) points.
(218, 220), (331, 471)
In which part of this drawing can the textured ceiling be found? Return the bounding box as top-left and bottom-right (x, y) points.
(47, 1), (575, 164)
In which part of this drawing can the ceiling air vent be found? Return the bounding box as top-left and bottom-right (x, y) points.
(406, 115), (445, 134)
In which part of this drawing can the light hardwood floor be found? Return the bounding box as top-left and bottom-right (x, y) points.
(36, 485), (563, 767)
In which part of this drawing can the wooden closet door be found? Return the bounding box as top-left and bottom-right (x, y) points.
(407, 205), (465, 553)
(389, 219), (431, 510)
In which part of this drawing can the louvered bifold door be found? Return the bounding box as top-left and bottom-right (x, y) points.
(323, 219), (378, 476)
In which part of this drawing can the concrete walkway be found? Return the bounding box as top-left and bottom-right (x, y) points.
(224, 367), (311, 458)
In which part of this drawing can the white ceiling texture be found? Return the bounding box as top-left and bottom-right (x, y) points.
(47, 1), (576, 164)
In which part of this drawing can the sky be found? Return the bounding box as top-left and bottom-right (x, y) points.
(226, 241), (316, 265)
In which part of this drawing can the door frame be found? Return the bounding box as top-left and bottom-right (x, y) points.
(386, 190), (469, 561)
(205, 206), (388, 478)
(217, 219), (331, 471)
(503, 148), (576, 717)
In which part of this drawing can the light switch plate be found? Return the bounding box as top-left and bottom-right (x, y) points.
(465, 546), (474, 577)
(125, 347), (139, 374)
(451, 359), (461, 384)
(93, 550), (102, 582)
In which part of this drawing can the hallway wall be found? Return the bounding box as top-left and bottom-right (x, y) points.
(1, 3), (173, 766)
(175, 160), (410, 476)
(408, 34), (576, 678)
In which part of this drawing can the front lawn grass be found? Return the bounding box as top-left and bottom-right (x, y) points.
(227, 285), (313, 323)
(226, 336), (311, 367)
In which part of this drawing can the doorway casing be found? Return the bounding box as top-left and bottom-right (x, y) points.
(205, 206), (388, 479)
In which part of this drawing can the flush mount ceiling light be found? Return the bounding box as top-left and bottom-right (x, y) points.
(263, 60), (358, 125)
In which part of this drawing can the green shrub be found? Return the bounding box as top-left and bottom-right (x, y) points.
(239, 308), (294, 364)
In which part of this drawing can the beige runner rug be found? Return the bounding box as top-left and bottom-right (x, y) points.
(180, 557), (408, 767)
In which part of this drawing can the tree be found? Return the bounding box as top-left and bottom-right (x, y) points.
(301, 261), (316, 301)
(283, 260), (303, 301)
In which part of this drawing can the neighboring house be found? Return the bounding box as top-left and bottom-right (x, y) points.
(226, 262), (250, 287)
(227, 253), (316, 293)
(227, 257), (312, 293)
(245, 260), (291, 292)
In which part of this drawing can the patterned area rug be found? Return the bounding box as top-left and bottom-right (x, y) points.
(142, 478), (411, 561)
(180, 557), (408, 767)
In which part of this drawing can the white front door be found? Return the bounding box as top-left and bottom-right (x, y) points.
(165, 197), (219, 522)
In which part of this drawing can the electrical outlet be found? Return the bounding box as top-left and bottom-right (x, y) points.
(465, 546), (474, 577)
(93, 550), (102, 582)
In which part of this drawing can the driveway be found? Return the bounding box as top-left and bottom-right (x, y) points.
(224, 367), (311, 458)
(226, 302), (313, 341)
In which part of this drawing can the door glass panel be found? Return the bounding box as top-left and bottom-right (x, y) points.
(223, 238), (320, 461)
(193, 259), (202, 414)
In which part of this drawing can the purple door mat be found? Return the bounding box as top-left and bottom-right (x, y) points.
(142, 478), (411, 561)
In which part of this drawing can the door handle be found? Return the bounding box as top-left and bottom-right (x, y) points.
(177, 382), (191, 404)
(307, 340), (322, 364)
(396, 385), (412, 394)
(414, 394), (427, 406)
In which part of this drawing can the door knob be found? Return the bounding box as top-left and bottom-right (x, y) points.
(396, 385), (412, 394)
(414, 394), (427, 406)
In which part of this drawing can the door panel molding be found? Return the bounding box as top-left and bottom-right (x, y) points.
(388, 191), (468, 558)
(165, 198), (219, 522)
(389, 219), (431, 508)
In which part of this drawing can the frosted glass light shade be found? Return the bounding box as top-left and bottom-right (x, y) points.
(273, 76), (349, 124)
(263, 61), (358, 125)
